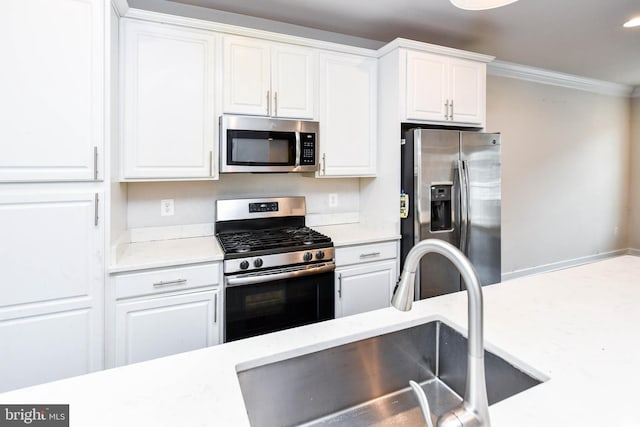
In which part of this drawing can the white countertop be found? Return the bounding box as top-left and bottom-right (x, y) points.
(110, 236), (225, 273)
(110, 223), (400, 273)
(17, 255), (639, 426)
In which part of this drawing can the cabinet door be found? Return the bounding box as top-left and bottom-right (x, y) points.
(0, 0), (104, 182)
(336, 260), (397, 318)
(318, 52), (377, 177)
(0, 191), (103, 392)
(115, 289), (219, 366)
(223, 36), (271, 116)
(0, 308), (96, 393)
(405, 50), (449, 122)
(449, 58), (486, 125)
(0, 191), (103, 307)
(122, 19), (217, 179)
(271, 45), (316, 119)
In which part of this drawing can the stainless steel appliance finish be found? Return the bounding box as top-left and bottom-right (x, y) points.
(216, 196), (306, 221)
(216, 197), (335, 342)
(237, 320), (542, 427)
(401, 128), (501, 299)
(392, 239), (489, 427)
(220, 115), (320, 173)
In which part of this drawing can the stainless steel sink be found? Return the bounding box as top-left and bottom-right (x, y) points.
(237, 320), (543, 427)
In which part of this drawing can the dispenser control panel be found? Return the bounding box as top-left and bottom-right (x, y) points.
(430, 184), (453, 232)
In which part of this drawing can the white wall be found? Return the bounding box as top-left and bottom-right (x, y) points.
(126, 175), (360, 235)
(487, 75), (631, 276)
(629, 95), (640, 251)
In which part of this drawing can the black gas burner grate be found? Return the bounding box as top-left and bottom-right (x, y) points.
(217, 226), (331, 254)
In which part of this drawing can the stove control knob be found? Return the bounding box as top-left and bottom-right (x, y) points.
(239, 260), (250, 270)
(316, 250), (325, 260)
(303, 252), (313, 262)
(254, 258), (263, 268)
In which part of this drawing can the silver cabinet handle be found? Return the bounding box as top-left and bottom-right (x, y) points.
(449, 100), (454, 120)
(322, 153), (326, 175)
(338, 273), (342, 298)
(359, 252), (381, 259)
(213, 292), (218, 323)
(209, 150), (213, 176)
(274, 91), (278, 116)
(94, 193), (99, 226)
(444, 100), (449, 120)
(266, 90), (270, 115)
(152, 279), (187, 287)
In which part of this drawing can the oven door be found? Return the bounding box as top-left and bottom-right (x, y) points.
(224, 263), (335, 342)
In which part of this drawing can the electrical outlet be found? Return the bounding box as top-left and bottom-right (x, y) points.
(328, 193), (338, 208)
(160, 199), (175, 216)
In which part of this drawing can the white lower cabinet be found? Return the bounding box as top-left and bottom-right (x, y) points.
(114, 289), (219, 366)
(0, 190), (104, 392)
(334, 241), (399, 318)
(335, 260), (398, 318)
(110, 262), (221, 367)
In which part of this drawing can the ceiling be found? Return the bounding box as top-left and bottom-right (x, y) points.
(152, 0), (640, 88)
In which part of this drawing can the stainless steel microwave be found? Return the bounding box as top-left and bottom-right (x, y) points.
(220, 115), (320, 173)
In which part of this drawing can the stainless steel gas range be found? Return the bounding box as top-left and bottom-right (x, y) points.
(215, 197), (335, 342)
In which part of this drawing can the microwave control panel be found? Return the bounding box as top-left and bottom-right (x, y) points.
(300, 133), (316, 165)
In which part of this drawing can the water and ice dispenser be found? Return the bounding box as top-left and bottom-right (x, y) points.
(430, 184), (452, 231)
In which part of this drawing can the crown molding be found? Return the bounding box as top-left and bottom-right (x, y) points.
(123, 8), (378, 57)
(488, 60), (633, 97)
(378, 38), (495, 63)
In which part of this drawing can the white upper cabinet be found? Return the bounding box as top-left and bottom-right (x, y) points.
(317, 52), (377, 177)
(223, 36), (316, 119)
(406, 50), (486, 126)
(0, 0), (104, 182)
(121, 19), (217, 180)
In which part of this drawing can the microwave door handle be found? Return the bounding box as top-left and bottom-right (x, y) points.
(295, 131), (301, 167)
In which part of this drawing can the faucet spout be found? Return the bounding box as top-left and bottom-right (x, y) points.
(392, 239), (490, 427)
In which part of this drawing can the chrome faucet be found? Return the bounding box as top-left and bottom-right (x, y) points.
(391, 239), (490, 427)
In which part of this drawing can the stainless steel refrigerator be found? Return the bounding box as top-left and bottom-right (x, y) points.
(400, 128), (501, 299)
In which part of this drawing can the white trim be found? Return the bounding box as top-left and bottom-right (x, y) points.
(111, 0), (129, 16)
(501, 249), (628, 281)
(377, 37), (495, 63)
(488, 60), (634, 97)
(123, 8), (378, 57)
(631, 87), (640, 98)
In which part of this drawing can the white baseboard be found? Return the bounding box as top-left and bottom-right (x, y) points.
(501, 249), (630, 282)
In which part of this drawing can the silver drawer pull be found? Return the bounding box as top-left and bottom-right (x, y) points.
(359, 252), (381, 259)
(153, 279), (187, 287)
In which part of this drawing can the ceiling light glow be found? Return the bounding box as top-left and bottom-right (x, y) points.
(623, 17), (640, 28)
(450, 0), (519, 10)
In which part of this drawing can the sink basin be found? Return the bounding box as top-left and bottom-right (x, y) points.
(237, 320), (543, 427)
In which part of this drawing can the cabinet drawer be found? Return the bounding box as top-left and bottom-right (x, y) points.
(114, 263), (220, 300)
(335, 241), (397, 267)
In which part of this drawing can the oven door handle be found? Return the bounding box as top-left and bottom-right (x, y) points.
(225, 262), (336, 287)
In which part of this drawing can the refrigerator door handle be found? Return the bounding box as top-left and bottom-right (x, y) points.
(459, 159), (471, 255)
